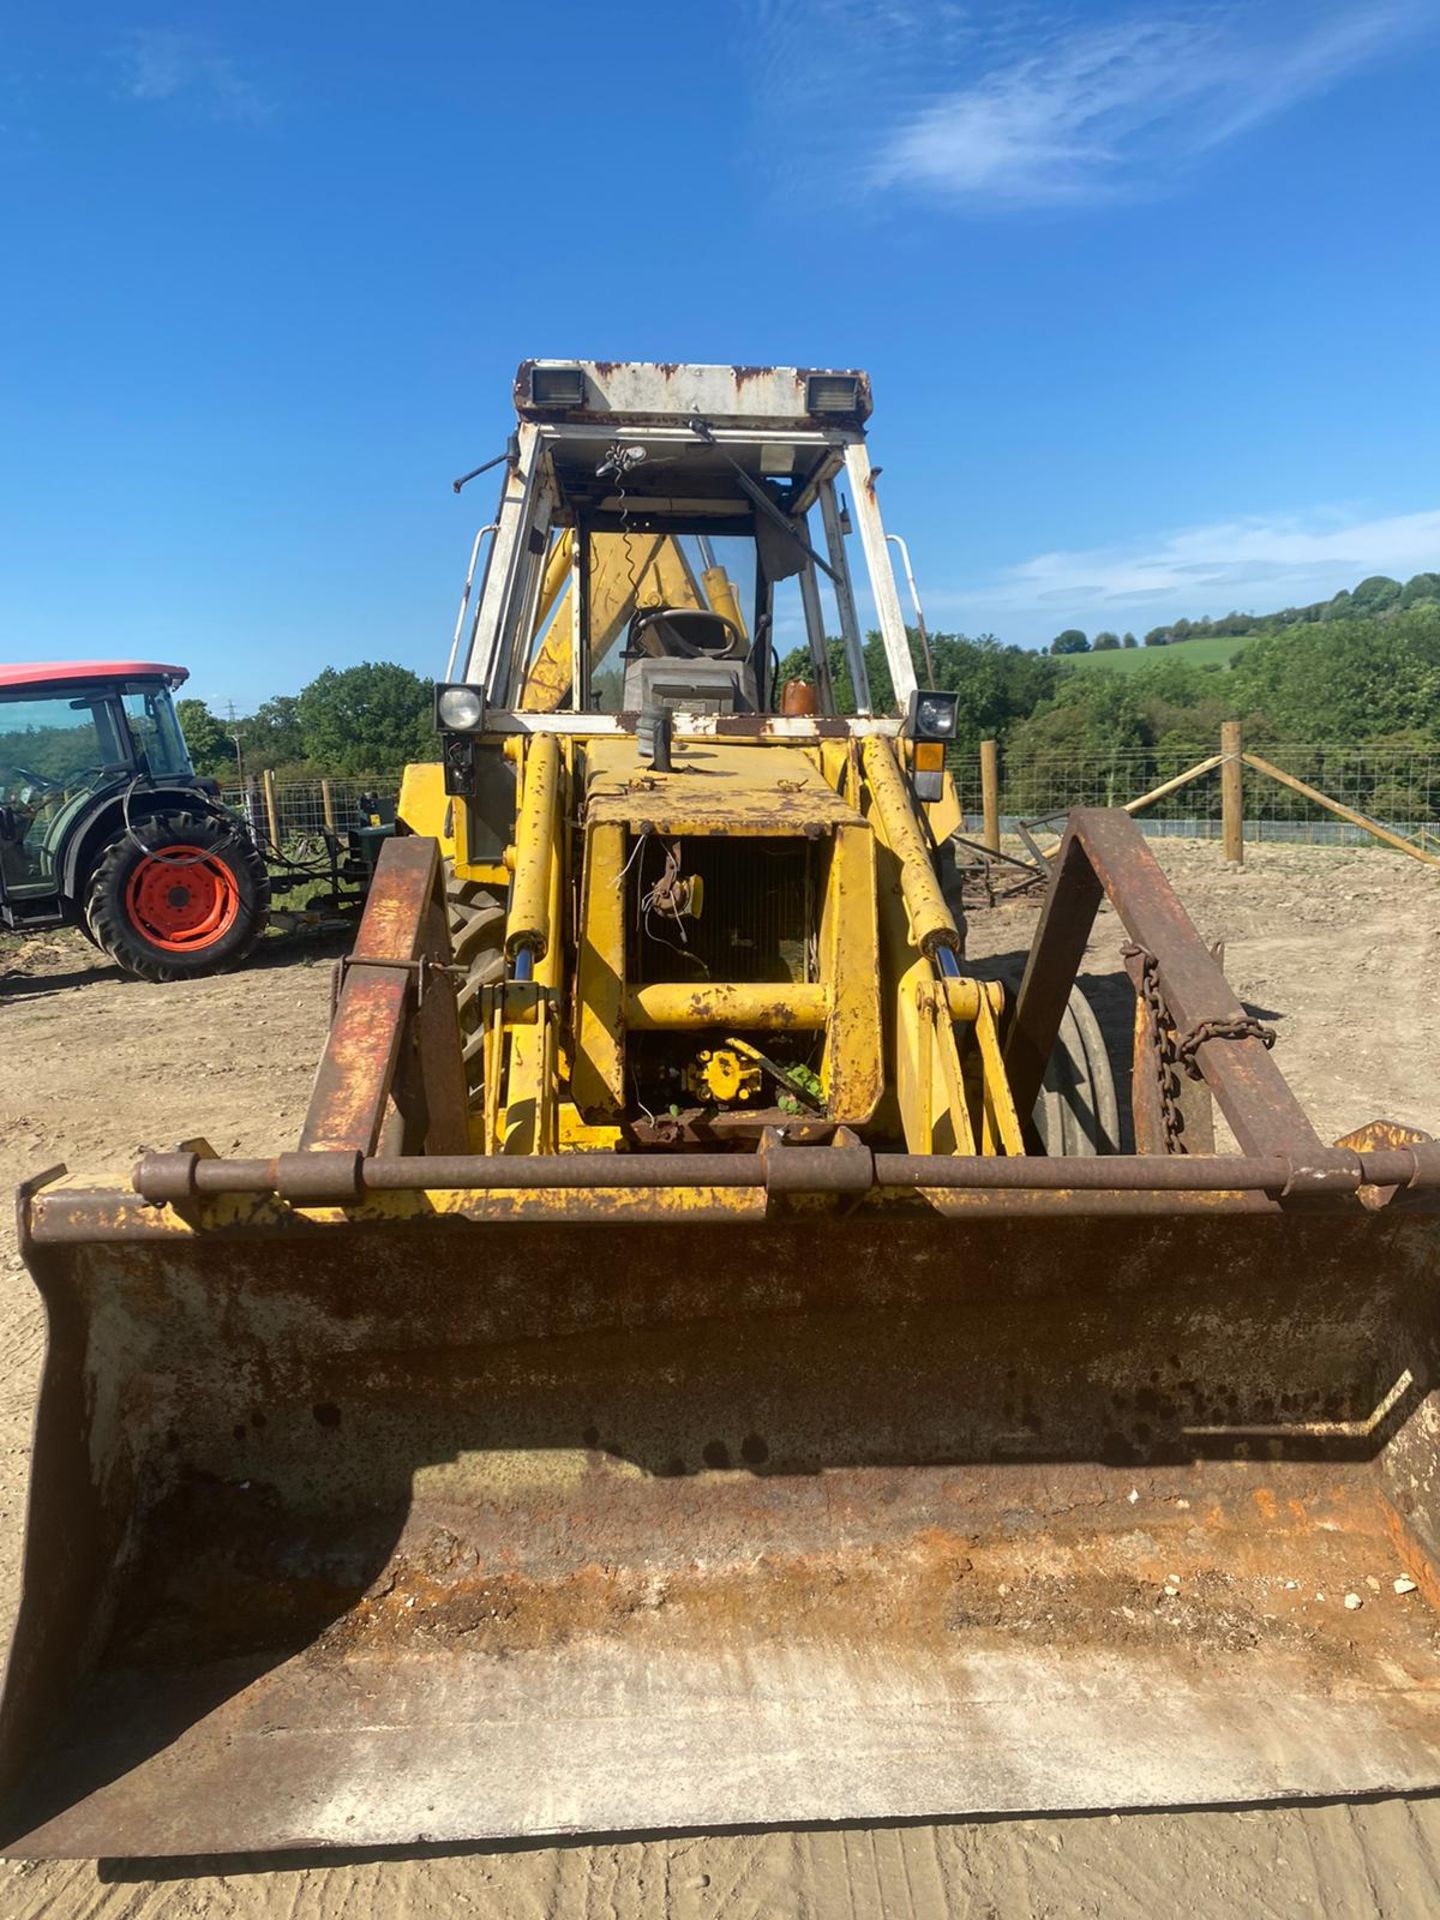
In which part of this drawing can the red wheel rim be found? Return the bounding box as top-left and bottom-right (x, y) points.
(124, 845), (241, 953)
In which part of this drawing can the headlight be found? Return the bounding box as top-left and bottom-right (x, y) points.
(437, 685), (484, 731)
(909, 690), (959, 740)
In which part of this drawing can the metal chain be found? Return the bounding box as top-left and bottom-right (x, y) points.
(1124, 941), (1280, 1155)
(1121, 943), (1186, 1149)
(1175, 1013), (1277, 1078)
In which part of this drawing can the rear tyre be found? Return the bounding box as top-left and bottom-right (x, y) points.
(446, 868), (506, 1105)
(985, 965), (1119, 1156)
(1031, 984), (1120, 1156)
(85, 812), (270, 983)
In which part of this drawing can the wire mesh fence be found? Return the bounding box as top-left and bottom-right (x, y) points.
(949, 743), (1440, 846)
(218, 776), (393, 852)
(221, 746), (1440, 856)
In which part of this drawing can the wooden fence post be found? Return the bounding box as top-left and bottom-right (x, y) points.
(1221, 721), (1244, 866)
(980, 739), (1001, 853)
(321, 778), (336, 832)
(262, 767), (281, 850)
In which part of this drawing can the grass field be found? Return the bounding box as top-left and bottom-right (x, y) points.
(1059, 632), (1252, 673)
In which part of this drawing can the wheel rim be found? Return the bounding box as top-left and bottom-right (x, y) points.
(124, 845), (241, 952)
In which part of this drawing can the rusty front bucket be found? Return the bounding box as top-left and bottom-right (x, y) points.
(3, 1180), (1440, 1858)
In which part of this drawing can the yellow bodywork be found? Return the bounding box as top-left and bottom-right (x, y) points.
(404, 728), (1019, 1164)
(398, 518), (990, 1162)
(398, 761), (453, 857)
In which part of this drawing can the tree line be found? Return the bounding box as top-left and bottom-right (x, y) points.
(178, 662), (436, 780)
(781, 603), (1440, 758)
(181, 600), (1440, 787)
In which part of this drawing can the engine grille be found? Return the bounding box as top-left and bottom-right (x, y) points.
(627, 834), (818, 985)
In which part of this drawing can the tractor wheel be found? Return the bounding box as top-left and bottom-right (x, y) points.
(984, 964), (1120, 1156)
(85, 812), (270, 983)
(446, 869), (506, 1106)
(1030, 983), (1121, 1156)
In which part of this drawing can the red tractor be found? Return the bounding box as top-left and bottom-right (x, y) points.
(0, 661), (269, 980)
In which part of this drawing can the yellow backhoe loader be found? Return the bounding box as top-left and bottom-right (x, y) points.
(4, 362), (1439, 1858)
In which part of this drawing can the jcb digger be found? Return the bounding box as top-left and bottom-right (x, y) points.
(5, 362), (1440, 1858)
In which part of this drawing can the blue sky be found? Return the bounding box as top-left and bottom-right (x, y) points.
(2, 1), (1439, 710)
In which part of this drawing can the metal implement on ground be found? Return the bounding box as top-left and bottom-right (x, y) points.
(4, 363), (1440, 1858)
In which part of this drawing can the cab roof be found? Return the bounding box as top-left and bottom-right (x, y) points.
(515, 362), (872, 430)
(0, 662), (189, 692)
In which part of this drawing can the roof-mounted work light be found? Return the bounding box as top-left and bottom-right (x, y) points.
(805, 373), (862, 415)
(529, 364), (587, 409)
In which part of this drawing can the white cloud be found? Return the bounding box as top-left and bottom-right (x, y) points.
(747, 0), (977, 195)
(937, 505), (1440, 640)
(118, 31), (270, 126)
(753, 3), (1431, 206)
(882, 4), (1426, 203)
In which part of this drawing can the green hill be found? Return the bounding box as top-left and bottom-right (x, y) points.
(1060, 633), (1251, 673)
(1047, 569), (1440, 666)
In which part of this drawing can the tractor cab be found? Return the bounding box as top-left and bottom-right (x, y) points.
(0, 664), (193, 898)
(427, 364), (965, 953)
(0, 662), (267, 977)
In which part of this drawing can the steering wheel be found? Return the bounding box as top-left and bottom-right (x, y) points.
(10, 764), (100, 795)
(630, 608), (747, 663)
(10, 764), (60, 791)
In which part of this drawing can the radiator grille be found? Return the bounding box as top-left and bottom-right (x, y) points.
(627, 834), (818, 985)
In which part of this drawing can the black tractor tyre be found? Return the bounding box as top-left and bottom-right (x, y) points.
(84, 811), (270, 983)
(446, 868), (506, 1107)
(982, 962), (1121, 1156)
(1029, 982), (1122, 1156)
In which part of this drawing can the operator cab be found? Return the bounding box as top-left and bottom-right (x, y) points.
(438, 362), (922, 734)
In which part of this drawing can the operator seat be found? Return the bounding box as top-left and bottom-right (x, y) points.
(620, 606), (758, 713)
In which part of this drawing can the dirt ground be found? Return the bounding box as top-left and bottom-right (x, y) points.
(0, 840), (1437, 1918)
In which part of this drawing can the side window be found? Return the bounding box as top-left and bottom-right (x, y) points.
(0, 696), (105, 798)
(0, 694), (111, 891)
